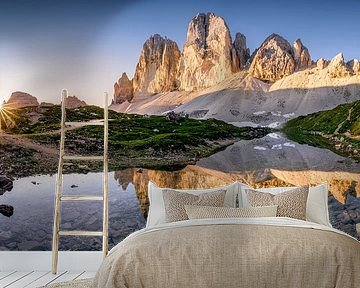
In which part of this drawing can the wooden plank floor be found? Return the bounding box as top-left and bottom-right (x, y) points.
(0, 271), (96, 288)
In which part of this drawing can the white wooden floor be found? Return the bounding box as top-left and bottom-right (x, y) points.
(0, 270), (96, 288)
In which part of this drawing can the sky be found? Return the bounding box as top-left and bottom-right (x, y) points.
(0, 0), (359, 106)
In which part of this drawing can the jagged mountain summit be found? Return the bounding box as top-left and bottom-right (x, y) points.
(249, 34), (312, 82)
(177, 12), (248, 91)
(133, 34), (181, 96)
(112, 12), (250, 102)
(112, 13), (311, 103)
(231, 32), (250, 71)
(114, 72), (133, 104)
(110, 12), (360, 127)
(293, 38), (312, 71)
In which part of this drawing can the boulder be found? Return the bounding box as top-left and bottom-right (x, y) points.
(178, 13), (234, 91)
(5, 91), (39, 109)
(327, 53), (353, 78)
(249, 34), (296, 82)
(231, 32), (250, 72)
(0, 205), (13, 217)
(0, 175), (13, 195)
(293, 38), (312, 70)
(133, 34), (181, 96)
(114, 73), (134, 104)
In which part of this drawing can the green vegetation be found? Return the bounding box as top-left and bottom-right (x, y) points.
(28, 106), (270, 159)
(1, 105), (270, 175)
(283, 100), (360, 160)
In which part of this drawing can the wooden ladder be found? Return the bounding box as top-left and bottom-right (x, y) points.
(52, 89), (109, 274)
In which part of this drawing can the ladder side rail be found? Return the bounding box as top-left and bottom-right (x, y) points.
(102, 92), (109, 259)
(52, 89), (67, 274)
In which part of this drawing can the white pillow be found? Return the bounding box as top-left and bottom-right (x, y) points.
(239, 184), (331, 227)
(146, 181), (239, 228)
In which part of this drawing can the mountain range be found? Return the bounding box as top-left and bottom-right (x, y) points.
(111, 12), (360, 127)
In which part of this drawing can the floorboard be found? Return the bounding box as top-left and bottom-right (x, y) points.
(0, 271), (96, 287)
(6, 272), (48, 288)
(0, 272), (16, 282)
(0, 271), (32, 288)
(24, 271), (66, 288)
(49, 271), (84, 284)
(75, 271), (96, 280)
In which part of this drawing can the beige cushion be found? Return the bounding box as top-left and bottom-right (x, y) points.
(146, 181), (239, 228)
(162, 189), (226, 223)
(245, 186), (309, 220)
(184, 205), (278, 219)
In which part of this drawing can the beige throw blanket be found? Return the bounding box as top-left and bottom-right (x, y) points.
(93, 218), (360, 288)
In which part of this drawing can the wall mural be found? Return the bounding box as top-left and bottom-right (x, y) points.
(0, 4), (359, 251)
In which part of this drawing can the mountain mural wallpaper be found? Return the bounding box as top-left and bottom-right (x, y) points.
(0, 0), (359, 259)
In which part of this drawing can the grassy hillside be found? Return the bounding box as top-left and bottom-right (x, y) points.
(283, 100), (360, 160)
(0, 106), (270, 175)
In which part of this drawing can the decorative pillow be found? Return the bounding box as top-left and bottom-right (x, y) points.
(162, 189), (226, 223)
(239, 184), (331, 226)
(184, 205), (278, 220)
(146, 181), (239, 227)
(245, 186), (309, 220)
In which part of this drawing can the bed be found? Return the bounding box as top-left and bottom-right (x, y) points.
(93, 182), (360, 288)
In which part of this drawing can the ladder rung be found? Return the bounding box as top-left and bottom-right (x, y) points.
(61, 195), (103, 201)
(59, 230), (103, 237)
(65, 121), (104, 127)
(63, 155), (104, 161)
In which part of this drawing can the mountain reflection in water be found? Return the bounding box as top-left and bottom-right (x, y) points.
(0, 134), (359, 251)
(114, 133), (360, 240)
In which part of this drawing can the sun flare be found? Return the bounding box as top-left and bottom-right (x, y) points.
(0, 101), (17, 131)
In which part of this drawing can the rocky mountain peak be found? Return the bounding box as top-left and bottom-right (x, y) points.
(249, 34), (313, 82)
(316, 58), (329, 69)
(114, 72), (133, 104)
(231, 32), (250, 72)
(66, 96), (87, 108)
(348, 59), (360, 75)
(327, 53), (353, 78)
(178, 12), (234, 91)
(133, 34), (181, 96)
(293, 38), (312, 70)
(249, 33), (296, 82)
(6, 91), (39, 109)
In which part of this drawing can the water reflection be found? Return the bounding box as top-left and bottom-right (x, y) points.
(113, 133), (359, 239)
(0, 133), (359, 250)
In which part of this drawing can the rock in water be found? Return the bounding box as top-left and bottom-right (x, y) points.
(133, 34), (181, 96)
(293, 39), (312, 71)
(114, 73), (134, 103)
(327, 53), (353, 78)
(249, 34), (296, 82)
(0, 205), (13, 217)
(0, 175), (13, 195)
(231, 32), (250, 72)
(66, 96), (87, 108)
(5, 91), (39, 109)
(178, 13), (234, 91)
